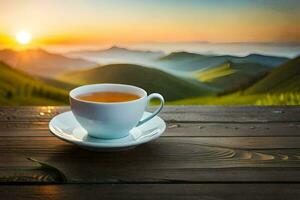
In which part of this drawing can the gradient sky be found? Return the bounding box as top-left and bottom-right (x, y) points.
(0, 0), (299, 48)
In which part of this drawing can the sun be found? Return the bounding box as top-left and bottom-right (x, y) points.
(16, 31), (32, 45)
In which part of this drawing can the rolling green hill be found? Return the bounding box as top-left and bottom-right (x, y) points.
(169, 93), (264, 105)
(246, 56), (300, 94)
(36, 76), (78, 90)
(0, 61), (68, 105)
(157, 52), (288, 72)
(59, 64), (214, 101)
(195, 61), (270, 93)
(157, 52), (222, 72)
(170, 56), (300, 106)
(195, 62), (237, 82)
(170, 92), (300, 106)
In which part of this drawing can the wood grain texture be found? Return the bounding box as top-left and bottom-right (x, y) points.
(1, 105), (300, 199)
(1, 184), (300, 200)
(1, 122), (300, 137)
(0, 167), (64, 183)
(1, 137), (300, 183)
(0, 106), (300, 122)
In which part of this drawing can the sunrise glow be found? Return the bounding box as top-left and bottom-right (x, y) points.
(16, 31), (32, 45)
(0, 0), (298, 50)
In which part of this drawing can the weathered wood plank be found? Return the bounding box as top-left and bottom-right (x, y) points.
(166, 122), (300, 137)
(162, 106), (300, 123)
(1, 136), (300, 150)
(0, 167), (64, 183)
(1, 106), (300, 122)
(2, 165), (300, 183)
(1, 122), (300, 137)
(1, 184), (300, 200)
(1, 106), (300, 184)
(1, 137), (300, 183)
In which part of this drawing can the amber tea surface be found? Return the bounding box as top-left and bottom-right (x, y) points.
(76, 91), (141, 103)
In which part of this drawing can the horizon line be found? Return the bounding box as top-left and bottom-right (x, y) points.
(1, 46), (298, 59)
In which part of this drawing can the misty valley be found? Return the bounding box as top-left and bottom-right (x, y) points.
(0, 46), (299, 105)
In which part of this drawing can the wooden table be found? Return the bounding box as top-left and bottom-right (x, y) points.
(1, 106), (300, 199)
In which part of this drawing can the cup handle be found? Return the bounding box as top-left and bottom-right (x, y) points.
(137, 93), (164, 126)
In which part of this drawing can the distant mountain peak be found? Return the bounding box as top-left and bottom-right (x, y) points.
(107, 46), (128, 51)
(0, 48), (96, 78)
(159, 51), (204, 61)
(245, 53), (270, 58)
(245, 53), (288, 59)
(65, 46), (165, 65)
(169, 51), (198, 56)
(106, 46), (163, 54)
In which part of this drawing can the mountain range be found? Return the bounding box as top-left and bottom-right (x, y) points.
(66, 46), (165, 65)
(0, 49), (96, 78)
(0, 46), (298, 105)
(156, 51), (289, 73)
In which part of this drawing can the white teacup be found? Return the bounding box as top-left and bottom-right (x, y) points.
(70, 84), (164, 139)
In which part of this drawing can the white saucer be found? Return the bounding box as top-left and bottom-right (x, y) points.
(49, 111), (166, 151)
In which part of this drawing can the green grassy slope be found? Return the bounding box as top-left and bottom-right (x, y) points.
(170, 57), (300, 106)
(36, 76), (78, 90)
(169, 92), (300, 106)
(169, 93), (263, 105)
(0, 61), (68, 105)
(59, 64), (214, 101)
(246, 56), (300, 94)
(157, 52), (288, 72)
(196, 62), (237, 82)
(195, 61), (270, 93)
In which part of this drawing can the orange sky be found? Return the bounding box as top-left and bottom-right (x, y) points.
(0, 0), (299, 49)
